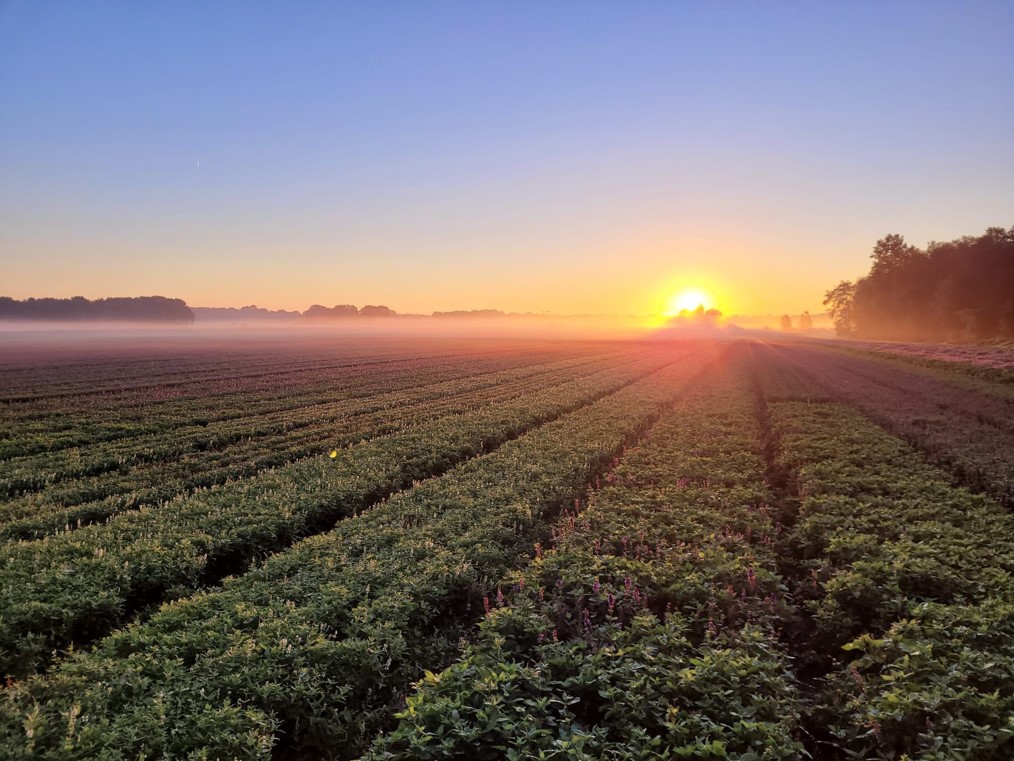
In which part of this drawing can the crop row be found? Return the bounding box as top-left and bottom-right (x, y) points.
(0, 337), (575, 400)
(0, 349), (715, 759)
(758, 342), (1014, 508)
(0, 349), (588, 460)
(0, 353), (618, 503)
(0, 344), (497, 402)
(1, 340), (607, 409)
(0, 350), (699, 679)
(368, 351), (805, 759)
(0, 357), (641, 542)
(835, 341), (1014, 386)
(765, 399), (1014, 758)
(0, 351), (492, 455)
(746, 343), (830, 402)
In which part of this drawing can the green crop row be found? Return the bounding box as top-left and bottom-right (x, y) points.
(0, 353), (600, 488)
(367, 353), (805, 760)
(0, 355), (620, 537)
(0, 351), (714, 760)
(0, 353), (686, 680)
(768, 400), (1014, 759)
(0, 348), (583, 459)
(759, 342), (1014, 509)
(0, 354), (476, 459)
(0, 347), (456, 403)
(746, 343), (829, 403)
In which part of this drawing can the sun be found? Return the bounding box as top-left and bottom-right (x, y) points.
(665, 289), (713, 316)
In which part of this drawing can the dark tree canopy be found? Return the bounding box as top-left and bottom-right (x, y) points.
(824, 226), (1014, 341)
(823, 280), (857, 336)
(303, 304), (361, 318)
(0, 296), (194, 322)
(667, 305), (723, 327)
(359, 305), (397, 318)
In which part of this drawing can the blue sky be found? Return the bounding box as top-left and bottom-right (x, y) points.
(1, 1), (1012, 315)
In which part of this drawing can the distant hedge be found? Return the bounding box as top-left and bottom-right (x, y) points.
(0, 296), (194, 323)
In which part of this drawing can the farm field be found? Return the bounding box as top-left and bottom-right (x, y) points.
(1, 334), (1013, 760)
(839, 339), (1014, 373)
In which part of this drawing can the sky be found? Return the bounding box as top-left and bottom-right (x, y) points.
(1, 1), (1012, 317)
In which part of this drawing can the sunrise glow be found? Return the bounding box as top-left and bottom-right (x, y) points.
(665, 289), (715, 316)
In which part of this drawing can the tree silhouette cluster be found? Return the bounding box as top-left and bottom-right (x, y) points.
(0, 296), (194, 323)
(303, 304), (397, 318)
(824, 226), (1014, 340)
(779, 312), (814, 332)
(667, 305), (722, 327)
(192, 305), (301, 321)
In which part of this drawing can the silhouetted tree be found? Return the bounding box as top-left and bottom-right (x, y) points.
(825, 227), (1014, 340)
(359, 305), (397, 317)
(303, 304), (359, 318)
(798, 311), (813, 330)
(667, 306), (722, 328)
(0, 296), (193, 322)
(780, 314), (792, 331)
(870, 233), (921, 277)
(823, 280), (857, 336)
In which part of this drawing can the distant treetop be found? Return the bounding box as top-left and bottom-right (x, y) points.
(303, 304), (361, 318)
(0, 296), (194, 323)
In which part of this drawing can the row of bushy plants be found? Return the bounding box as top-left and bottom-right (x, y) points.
(0, 352), (714, 759)
(1, 344), (468, 404)
(0, 356), (622, 539)
(762, 342), (1014, 509)
(367, 354), (806, 760)
(0, 354), (684, 679)
(768, 400), (1014, 758)
(0, 354), (610, 495)
(0, 348), (578, 458)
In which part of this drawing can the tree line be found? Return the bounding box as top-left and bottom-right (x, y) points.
(0, 296), (194, 323)
(303, 304), (397, 318)
(823, 226), (1014, 340)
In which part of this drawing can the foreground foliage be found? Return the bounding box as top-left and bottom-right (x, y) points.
(768, 400), (1014, 758)
(0, 355), (712, 759)
(3, 338), (1014, 760)
(368, 356), (804, 759)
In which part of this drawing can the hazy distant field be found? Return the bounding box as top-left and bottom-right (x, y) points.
(841, 338), (1014, 371)
(2, 334), (1013, 760)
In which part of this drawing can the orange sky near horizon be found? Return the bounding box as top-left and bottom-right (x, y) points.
(2, 4), (1011, 320)
(0, 228), (862, 318)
